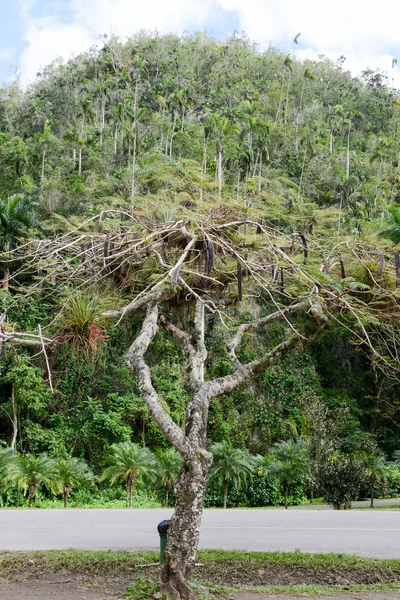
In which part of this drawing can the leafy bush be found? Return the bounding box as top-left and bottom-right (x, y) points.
(319, 455), (365, 509)
(384, 463), (400, 497)
(205, 472), (306, 507)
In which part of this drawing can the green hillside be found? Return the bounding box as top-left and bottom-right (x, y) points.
(0, 32), (399, 507)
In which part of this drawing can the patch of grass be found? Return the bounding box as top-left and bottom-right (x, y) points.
(2, 549), (400, 592)
(197, 548), (400, 568)
(244, 583), (400, 594)
(356, 505), (400, 510)
(199, 581), (400, 596)
(0, 550), (160, 578)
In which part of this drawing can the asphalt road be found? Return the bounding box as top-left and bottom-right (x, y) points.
(0, 508), (399, 558)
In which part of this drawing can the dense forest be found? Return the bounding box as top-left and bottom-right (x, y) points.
(0, 32), (400, 511)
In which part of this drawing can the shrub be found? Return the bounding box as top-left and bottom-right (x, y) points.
(319, 455), (365, 509)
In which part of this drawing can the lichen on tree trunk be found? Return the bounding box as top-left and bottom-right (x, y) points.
(161, 456), (211, 600)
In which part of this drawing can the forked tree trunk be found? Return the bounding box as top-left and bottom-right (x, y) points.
(124, 294), (327, 600)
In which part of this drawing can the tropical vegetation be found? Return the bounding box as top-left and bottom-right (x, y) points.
(1, 30), (400, 596)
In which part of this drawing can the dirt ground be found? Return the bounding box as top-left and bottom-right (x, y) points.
(1, 579), (400, 600)
(0, 573), (130, 600)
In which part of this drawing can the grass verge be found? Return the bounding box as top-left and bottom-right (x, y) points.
(1, 549), (400, 597)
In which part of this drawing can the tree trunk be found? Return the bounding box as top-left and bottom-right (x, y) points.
(160, 456), (211, 600)
(3, 265), (10, 290)
(223, 480), (228, 509)
(346, 120), (351, 179)
(29, 484), (36, 508)
(64, 486), (71, 508)
(131, 129), (137, 206)
(284, 482), (289, 509)
(78, 147), (82, 176)
(41, 149), (46, 183)
(170, 111), (177, 156)
(125, 297), (327, 599)
(370, 483), (374, 508)
(11, 384), (17, 452)
(114, 124), (118, 156)
(217, 146), (222, 202)
(126, 481), (133, 508)
(100, 94), (105, 145)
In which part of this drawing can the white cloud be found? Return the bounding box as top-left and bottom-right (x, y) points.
(19, 0), (214, 85)
(20, 17), (94, 82)
(218, 0), (400, 84)
(17, 0), (400, 86)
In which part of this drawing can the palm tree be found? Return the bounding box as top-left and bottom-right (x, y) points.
(0, 194), (38, 289)
(101, 442), (156, 508)
(208, 441), (257, 509)
(0, 447), (15, 490)
(156, 447), (182, 506)
(52, 457), (93, 508)
(209, 115), (239, 202)
(269, 439), (308, 509)
(10, 453), (56, 507)
(35, 119), (54, 183)
(379, 206), (400, 244)
(363, 454), (386, 508)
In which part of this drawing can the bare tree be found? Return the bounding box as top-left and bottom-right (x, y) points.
(2, 214), (400, 599)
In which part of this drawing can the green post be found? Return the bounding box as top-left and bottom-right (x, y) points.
(157, 519), (170, 564)
(160, 535), (167, 563)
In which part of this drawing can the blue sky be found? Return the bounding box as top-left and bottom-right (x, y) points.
(1, 0), (400, 87)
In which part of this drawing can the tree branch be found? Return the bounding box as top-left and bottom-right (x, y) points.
(160, 299), (208, 391)
(102, 287), (176, 319)
(228, 300), (308, 368)
(125, 303), (191, 457)
(209, 301), (328, 398)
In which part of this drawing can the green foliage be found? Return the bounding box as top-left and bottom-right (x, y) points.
(268, 439), (308, 508)
(320, 454), (366, 509)
(155, 446), (182, 506)
(9, 453), (56, 506)
(0, 32), (399, 509)
(0, 194), (38, 252)
(208, 441), (258, 508)
(52, 456), (94, 507)
(101, 441), (157, 507)
(125, 577), (160, 600)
